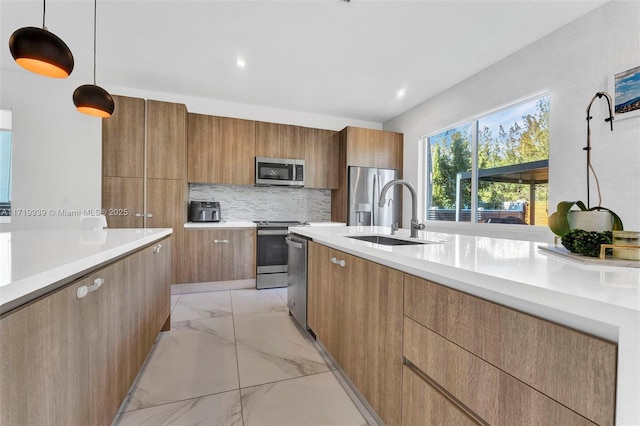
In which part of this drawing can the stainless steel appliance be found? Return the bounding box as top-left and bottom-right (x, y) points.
(254, 220), (308, 289)
(286, 233), (310, 329)
(348, 166), (401, 226)
(255, 157), (305, 187)
(189, 201), (221, 222)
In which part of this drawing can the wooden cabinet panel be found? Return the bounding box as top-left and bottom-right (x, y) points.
(187, 113), (223, 184)
(0, 240), (171, 426)
(308, 242), (343, 362)
(255, 121), (304, 159)
(404, 274), (616, 426)
(221, 117), (255, 185)
(102, 95), (145, 178)
(221, 229), (256, 280)
(304, 127), (339, 189)
(307, 242), (403, 426)
(147, 178), (185, 284)
(0, 279), (89, 425)
(344, 126), (403, 171)
(402, 365), (479, 426)
(183, 229), (256, 283)
(102, 176), (144, 228)
(146, 100), (187, 180)
(404, 317), (594, 426)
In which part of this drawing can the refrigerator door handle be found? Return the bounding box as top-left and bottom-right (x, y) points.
(372, 173), (378, 226)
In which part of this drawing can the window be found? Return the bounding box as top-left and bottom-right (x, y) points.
(425, 95), (549, 225)
(0, 110), (12, 220)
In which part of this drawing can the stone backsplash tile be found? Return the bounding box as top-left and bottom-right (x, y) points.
(189, 184), (331, 222)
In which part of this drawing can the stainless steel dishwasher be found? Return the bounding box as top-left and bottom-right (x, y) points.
(286, 232), (311, 330)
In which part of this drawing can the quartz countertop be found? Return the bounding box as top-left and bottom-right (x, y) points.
(0, 228), (172, 315)
(290, 225), (640, 425)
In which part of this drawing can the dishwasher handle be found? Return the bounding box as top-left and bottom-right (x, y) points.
(285, 236), (304, 249)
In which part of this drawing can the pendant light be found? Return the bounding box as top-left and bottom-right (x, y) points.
(9, 0), (74, 78)
(73, 0), (114, 118)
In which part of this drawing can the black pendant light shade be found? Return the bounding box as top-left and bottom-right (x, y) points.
(9, 26), (74, 78)
(73, 84), (114, 118)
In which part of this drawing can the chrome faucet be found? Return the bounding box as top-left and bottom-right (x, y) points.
(378, 179), (425, 238)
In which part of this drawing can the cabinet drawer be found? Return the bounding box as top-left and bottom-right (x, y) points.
(402, 365), (478, 426)
(404, 318), (594, 426)
(404, 275), (616, 426)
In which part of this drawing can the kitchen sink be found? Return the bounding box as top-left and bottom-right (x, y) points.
(346, 235), (430, 246)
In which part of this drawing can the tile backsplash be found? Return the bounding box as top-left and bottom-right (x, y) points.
(189, 184), (331, 222)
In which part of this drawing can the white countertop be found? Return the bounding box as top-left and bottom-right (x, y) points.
(0, 228), (172, 315)
(291, 225), (640, 425)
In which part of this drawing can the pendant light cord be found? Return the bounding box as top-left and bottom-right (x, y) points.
(93, 0), (97, 85)
(42, 0), (46, 29)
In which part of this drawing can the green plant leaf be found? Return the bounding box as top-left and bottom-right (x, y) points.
(548, 201), (587, 236)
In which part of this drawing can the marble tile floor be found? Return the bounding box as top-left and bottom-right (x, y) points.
(113, 288), (374, 426)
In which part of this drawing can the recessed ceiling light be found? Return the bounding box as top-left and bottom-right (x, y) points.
(236, 58), (246, 68)
(396, 89), (406, 98)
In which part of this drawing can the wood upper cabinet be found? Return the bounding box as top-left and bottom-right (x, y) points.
(102, 95), (145, 178)
(304, 127), (339, 189)
(183, 228), (256, 283)
(187, 113), (256, 185)
(255, 121), (305, 159)
(342, 126), (403, 171)
(307, 241), (403, 426)
(146, 100), (187, 180)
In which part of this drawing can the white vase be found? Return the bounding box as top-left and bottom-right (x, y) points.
(568, 210), (614, 232)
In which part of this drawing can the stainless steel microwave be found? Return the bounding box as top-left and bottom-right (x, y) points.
(255, 157), (305, 187)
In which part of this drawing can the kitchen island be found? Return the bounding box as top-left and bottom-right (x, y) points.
(0, 228), (172, 425)
(291, 225), (640, 426)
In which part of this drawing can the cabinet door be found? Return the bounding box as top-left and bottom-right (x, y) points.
(255, 122), (304, 159)
(221, 117), (255, 185)
(402, 365), (479, 426)
(187, 113), (223, 183)
(102, 95), (145, 178)
(341, 252), (404, 426)
(183, 229), (223, 283)
(281, 124), (305, 159)
(307, 242), (343, 362)
(102, 176), (144, 228)
(0, 281), (89, 425)
(147, 178), (185, 284)
(255, 121), (281, 158)
(221, 229), (256, 280)
(149, 238), (171, 332)
(304, 127), (339, 189)
(344, 126), (403, 171)
(147, 100), (187, 180)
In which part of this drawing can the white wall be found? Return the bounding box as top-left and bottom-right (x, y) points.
(0, 70), (381, 232)
(384, 1), (640, 241)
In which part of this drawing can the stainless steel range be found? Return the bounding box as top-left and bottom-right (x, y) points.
(254, 221), (309, 289)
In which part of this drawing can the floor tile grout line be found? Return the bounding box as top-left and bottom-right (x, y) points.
(229, 290), (246, 426)
(117, 388), (242, 416)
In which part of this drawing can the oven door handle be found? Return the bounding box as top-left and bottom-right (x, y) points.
(285, 236), (304, 249)
(257, 229), (289, 236)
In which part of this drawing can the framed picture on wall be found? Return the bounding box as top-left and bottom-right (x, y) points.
(609, 64), (640, 120)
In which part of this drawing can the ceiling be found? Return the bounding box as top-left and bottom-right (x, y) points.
(1, 0), (608, 123)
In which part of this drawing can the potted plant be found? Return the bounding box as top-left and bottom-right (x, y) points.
(547, 91), (625, 256)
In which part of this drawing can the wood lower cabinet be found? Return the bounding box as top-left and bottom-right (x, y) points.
(183, 228), (256, 283)
(404, 275), (617, 425)
(307, 241), (403, 426)
(402, 365), (479, 426)
(0, 238), (170, 425)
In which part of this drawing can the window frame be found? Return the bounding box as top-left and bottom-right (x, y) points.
(422, 91), (550, 229)
(0, 110), (12, 224)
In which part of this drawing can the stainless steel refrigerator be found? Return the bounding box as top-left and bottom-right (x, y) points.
(348, 166), (401, 227)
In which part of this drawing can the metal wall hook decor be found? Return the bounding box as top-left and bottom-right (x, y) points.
(584, 91), (614, 209)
